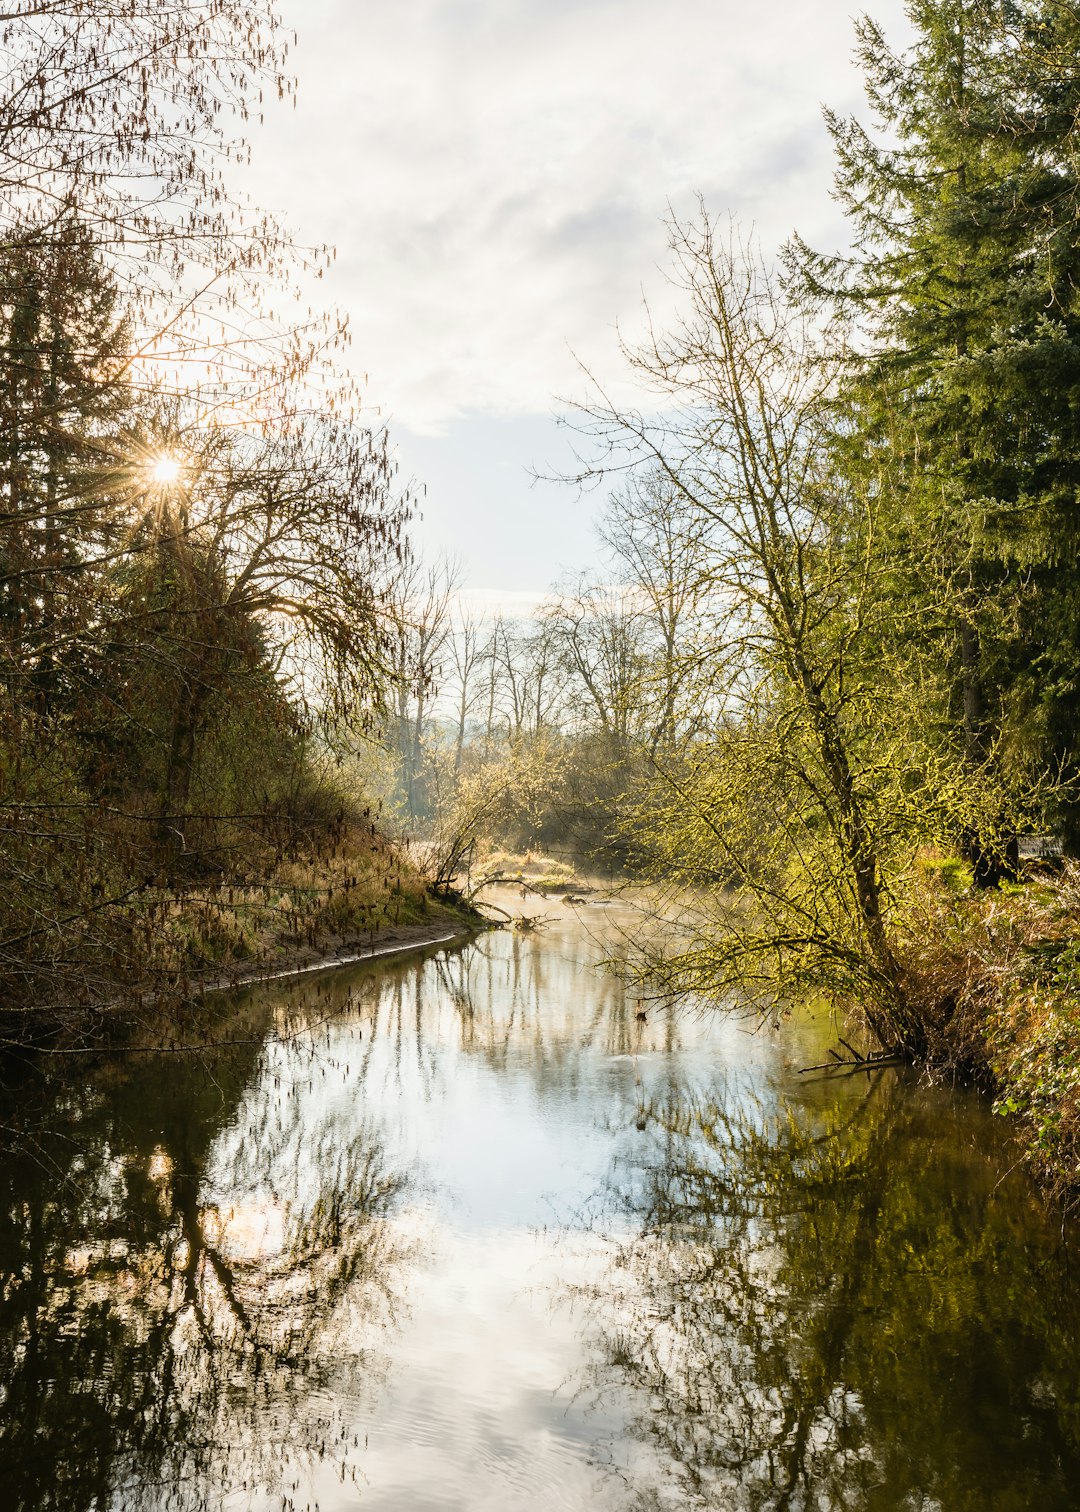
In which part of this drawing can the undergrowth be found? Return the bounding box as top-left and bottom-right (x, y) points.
(894, 859), (1080, 1209)
(0, 802), (466, 1044)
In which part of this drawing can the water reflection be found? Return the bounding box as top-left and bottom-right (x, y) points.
(0, 1022), (414, 1512)
(2, 909), (1080, 1511)
(575, 1071), (1080, 1510)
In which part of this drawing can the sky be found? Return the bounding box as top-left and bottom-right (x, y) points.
(244, 0), (912, 599)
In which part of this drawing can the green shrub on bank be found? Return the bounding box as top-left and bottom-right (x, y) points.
(986, 890), (1080, 1205)
(891, 862), (1080, 1208)
(991, 985), (1080, 1200)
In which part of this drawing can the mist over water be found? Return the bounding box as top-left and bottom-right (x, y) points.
(2, 901), (1079, 1510)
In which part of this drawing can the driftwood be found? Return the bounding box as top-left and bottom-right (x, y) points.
(471, 897), (553, 933)
(799, 1046), (907, 1075)
(472, 872), (553, 896)
(512, 914), (554, 932)
(476, 899), (514, 922)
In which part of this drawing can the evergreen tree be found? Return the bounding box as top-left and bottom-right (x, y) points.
(788, 0), (1080, 854)
(0, 218), (130, 704)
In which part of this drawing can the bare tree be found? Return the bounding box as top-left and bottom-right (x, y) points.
(570, 213), (950, 1044)
(598, 468), (715, 753)
(542, 575), (645, 750)
(446, 604), (483, 773)
(385, 558), (456, 821)
(0, 3), (293, 273)
(483, 613), (566, 742)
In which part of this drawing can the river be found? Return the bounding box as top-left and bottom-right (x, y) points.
(2, 897), (1079, 1510)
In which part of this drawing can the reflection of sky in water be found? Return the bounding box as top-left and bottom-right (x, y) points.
(211, 904), (779, 1235)
(194, 903), (781, 1510)
(5, 902), (1080, 1512)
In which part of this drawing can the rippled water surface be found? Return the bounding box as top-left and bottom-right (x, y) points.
(3, 899), (1080, 1511)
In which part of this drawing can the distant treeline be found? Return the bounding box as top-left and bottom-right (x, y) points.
(388, 3), (1080, 1197)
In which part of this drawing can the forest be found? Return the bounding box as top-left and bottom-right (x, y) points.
(3, 0), (1080, 1202)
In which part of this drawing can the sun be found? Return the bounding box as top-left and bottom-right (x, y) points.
(150, 454), (183, 486)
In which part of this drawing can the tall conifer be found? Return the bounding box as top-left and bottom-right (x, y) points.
(789, 0), (1080, 852)
(0, 218), (130, 703)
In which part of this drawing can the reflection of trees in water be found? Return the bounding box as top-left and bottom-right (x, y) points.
(313, 926), (667, 1113)
(574, 1075), (1080, 1511)
(0, 1030), (415, 1512)
(251, 920), (682, 1126)
(431, 924), (677, 1070)
(0, 926), (663, 1512)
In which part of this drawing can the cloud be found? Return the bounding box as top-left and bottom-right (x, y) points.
(246, 0), (913, 435)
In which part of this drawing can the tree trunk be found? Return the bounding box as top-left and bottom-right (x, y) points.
(959, 611), (1017, 887)
(159, 661), (215, 858)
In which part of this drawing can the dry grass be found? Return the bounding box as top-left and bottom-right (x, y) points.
(0, 813), (451, 1039)
(120, 825), (436, 983)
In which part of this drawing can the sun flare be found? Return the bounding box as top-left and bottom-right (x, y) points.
(150, 455), (183, 486)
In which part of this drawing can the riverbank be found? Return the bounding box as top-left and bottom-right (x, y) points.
(882, 860), (1080, 1209)
(0, 820), (487, 1051)
(191, 913), (486, 997)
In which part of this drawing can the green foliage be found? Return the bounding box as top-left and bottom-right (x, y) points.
(987, 870), (1080, 1197)
(917, 853), (973, 893)
(992, 992), (1080, 1193)
(789, 0), (1080, 844)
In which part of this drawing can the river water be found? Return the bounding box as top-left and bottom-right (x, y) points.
(2, 899), (1079, 1511)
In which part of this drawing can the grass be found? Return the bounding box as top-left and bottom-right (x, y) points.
(0, 807), (478, 1045)
(121, 827), (459, 984)
(472, 846), (594, 895)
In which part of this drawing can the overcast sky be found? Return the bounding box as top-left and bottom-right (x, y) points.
(245, 0), (912, 594)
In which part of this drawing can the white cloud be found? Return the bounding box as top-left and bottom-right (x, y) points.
(248, 0), (913, 435)
(453, 586), (553, 622)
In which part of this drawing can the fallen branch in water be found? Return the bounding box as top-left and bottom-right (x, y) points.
(512, 914), (554, 932)
(476, 900), (514, 922)
(799, 1049), (907, 1075)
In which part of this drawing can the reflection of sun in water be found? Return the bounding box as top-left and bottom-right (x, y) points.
(150, 454), (183, 486)
(148, 1147), (173, 1182)
(202, 1203), (286, 1261)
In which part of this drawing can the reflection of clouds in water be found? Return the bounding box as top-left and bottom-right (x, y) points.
(319, 908), (741, 1235)
(7, 913), (1079, 1511)
(358, 1228), (624, 1511)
